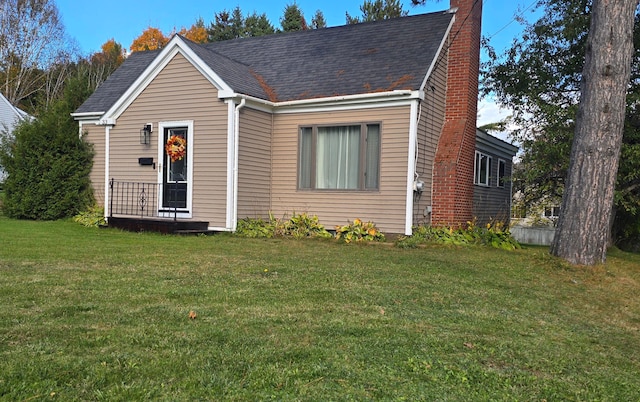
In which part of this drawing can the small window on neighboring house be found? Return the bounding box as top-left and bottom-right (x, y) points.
(298, 123), (380, 190)
(497, 159), (506, 188)
(544, 206), (561, 218)
(474, 151), (491, 186)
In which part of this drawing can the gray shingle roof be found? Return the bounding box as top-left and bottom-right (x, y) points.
(76, 11), (453, 114)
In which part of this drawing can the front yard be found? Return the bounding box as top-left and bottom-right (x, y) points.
(0, 217), (639, 400)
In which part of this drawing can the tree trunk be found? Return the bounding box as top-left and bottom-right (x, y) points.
(550, 0), (638, 265)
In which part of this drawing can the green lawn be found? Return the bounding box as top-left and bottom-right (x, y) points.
(0, 217), (639, 401)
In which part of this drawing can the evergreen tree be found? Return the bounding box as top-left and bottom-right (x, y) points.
(0, 74), (94, 220)
(311, 10), (327, 29)
(281, 3), (308, 32)
(346, 0), (408, 24)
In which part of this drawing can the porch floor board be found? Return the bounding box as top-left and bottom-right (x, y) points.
(107, 217), (211, 234)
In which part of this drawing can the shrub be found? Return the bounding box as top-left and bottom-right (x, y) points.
(335, 218), (386, 243)
(73, 205), (106, 228)
(0, 77), (94, 220)
(235, 212), (332, 239)
(395, 220), (520, 250)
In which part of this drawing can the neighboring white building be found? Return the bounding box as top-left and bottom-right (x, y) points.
(0, 92), (31, 181)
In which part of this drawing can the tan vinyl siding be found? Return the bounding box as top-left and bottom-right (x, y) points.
(237, 107), (272, 219)
(83, 123), (106, 205)
(108, 52), (229, 226)
(414, 49), (448, 226)
(271, 105), (411, 234)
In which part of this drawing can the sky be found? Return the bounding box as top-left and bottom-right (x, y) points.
(55, 0), (541, 133)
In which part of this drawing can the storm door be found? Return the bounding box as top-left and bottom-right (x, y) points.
(162, 127), (188, 211)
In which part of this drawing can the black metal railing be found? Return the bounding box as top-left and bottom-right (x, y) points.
(109, 179), (186, 220)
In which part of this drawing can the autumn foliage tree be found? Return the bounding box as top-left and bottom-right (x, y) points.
(130, 27), (169, 52)
(178, 19), (208, 43)
(87, 39), (126, 88)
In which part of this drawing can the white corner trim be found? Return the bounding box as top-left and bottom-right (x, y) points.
(420, 15), (455, 92)
(103, 36), (233, 122)
(225, 100), (236, 230)
(104, 125), (111, 218)
(405, 100), (420, 236)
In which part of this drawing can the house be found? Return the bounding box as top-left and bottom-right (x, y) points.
(473, 128), (518, 224)
(0, 92), (31, 182)
(74, 0), (506, 235)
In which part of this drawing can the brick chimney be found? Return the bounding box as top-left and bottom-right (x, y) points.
(431, 0), (482, 227)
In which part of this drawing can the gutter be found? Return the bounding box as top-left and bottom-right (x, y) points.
(219, 89), (422, 110)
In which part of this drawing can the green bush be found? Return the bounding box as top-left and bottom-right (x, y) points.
(235, 212), (332, 239)
(0, 77), (94, 220)
(73, 205), (106, 227)
(335, 218), (386, 243)
(396, 220), (520, 250)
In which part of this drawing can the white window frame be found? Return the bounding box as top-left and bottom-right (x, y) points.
(497, 159), (506, 188)
(474, 151), (492, 187)
(157, 120), (194, 218)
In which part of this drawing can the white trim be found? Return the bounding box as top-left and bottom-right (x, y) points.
(405, 100), (419, 236)
(157, 120), (194, 218)
(474, 150), (492, 187)
(208, 226), (232, 232)
(232, 99), (246, 231)
(421, 15), (455, 92)
(497, 158), (506, 188)
(104, 125), (111, 219)
(219, 90), (422, 115)
(225, 100), (236, 230)
(103, 36), (233, 123)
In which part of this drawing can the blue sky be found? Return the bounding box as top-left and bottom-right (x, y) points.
(55, 0), (540, 130)
(56, 0), (539, 57)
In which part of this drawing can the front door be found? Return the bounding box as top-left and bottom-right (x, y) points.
(162, 127), (188, 211)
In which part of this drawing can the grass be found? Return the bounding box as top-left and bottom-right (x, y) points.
(0, 217), (639, 401)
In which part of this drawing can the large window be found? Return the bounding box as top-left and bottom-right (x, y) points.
(298, 123), (380, 190)
(474, 151), (492, 186)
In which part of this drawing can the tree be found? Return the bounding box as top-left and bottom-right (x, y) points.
(281, 3), (308, 32)
(245, 12), (276, 37)
(0, 0), (77, 109)
(346, 0), (408, 24)
(483, 0), (640, 255)
(178, 19), (208, 43)
(209, 8), (275, 41)
(311, 10), (327, 29)
(130, 27), (169, 52)
(551, 0), (638, 265)
(87, 39), (126, 88)
(208, 7), (244, 41)
(0, 73), (94, 220)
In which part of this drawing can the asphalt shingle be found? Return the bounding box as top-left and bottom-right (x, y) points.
(76, 10), (453, 114)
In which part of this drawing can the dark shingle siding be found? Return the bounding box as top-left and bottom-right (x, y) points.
(76, 11), (453, 114)
(75, 51), (159, 114)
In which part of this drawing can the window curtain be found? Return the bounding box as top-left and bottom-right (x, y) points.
(316, 126), (360, 189)
(365, 124), (380, 189)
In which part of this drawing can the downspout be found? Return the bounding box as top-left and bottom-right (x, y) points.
(104, 125), (111, 222)
(232, 98), (246, 231)
(405, 99), (420, 236)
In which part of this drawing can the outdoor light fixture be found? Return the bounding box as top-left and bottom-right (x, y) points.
(140, 123), (152, 145)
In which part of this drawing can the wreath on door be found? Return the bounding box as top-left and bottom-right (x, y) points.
(165, 135), (186, 162)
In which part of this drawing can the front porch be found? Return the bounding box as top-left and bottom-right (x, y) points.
(107, 179), (210, 234)
(107, 216), (211, 234)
